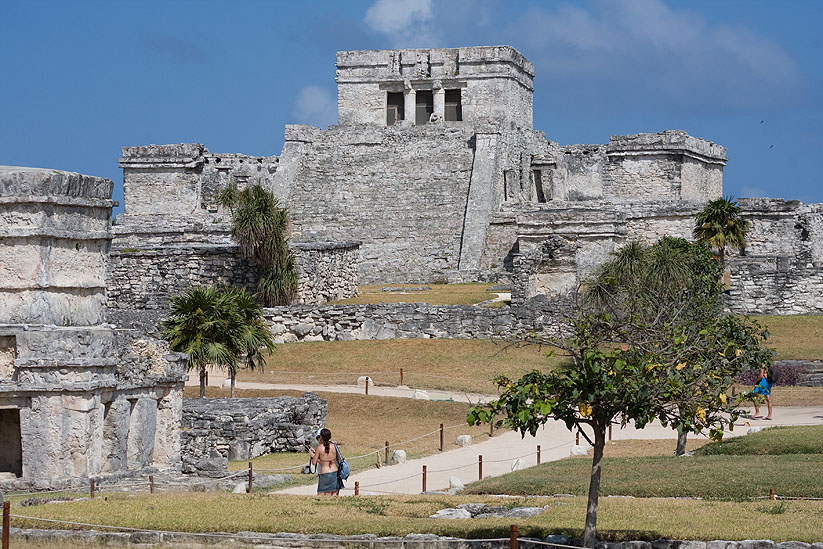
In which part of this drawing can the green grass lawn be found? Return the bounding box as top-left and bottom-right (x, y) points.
(10, 493), (823, 543)
(465, 426), (823, 499)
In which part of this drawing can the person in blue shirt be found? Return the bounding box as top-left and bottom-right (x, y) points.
(752, 365), (774, 420)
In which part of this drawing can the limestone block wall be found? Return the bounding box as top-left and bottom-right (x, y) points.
(284, 124), (477, 283)
(119, 143), (278, 218)
(0, 166), (115, 326)
(263, 303), (550, 343)
(293, 241), (360, 304)
(725, 198), (823, 314)
(180, 394), (327, 474)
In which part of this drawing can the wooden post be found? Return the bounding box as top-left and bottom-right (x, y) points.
(422, 465), (427, 493)
(478, 455), (483, 480)
(609, 423), (613, 441)
(90, 479), (95, 499)
(355, 481), (360, 496)
(385, 441), (390, 465)
(149, 475), (155, 494)
(365, 377), (369, 395)
(248, 462), (253, 494)
(770, 488), (775, 500)
(537, 445), (541, 465)
(400, 368), (404, 386)
(439, 423), (444, 452)
(2, 500), (10, 549)
(732, 386), (736, 397)
(509, 524), (519, 549)
(576, 430), (580, 445)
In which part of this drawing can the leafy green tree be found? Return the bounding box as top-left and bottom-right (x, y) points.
(163, 285), (274, 398)
(468, 238), (771, 547)
(219, 183), (298, 306)
(693, 196), (751, 263)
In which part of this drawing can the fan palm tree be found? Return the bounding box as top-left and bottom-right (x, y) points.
(693, 196), (751, 263)
(163, 285), (274, 398)
(219, 183), (297, 306)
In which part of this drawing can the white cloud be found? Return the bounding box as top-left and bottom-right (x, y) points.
(364, 0), (437, 47)
(291, 86), (337, 128)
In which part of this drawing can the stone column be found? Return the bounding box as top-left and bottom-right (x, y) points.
(433, 81), (445, 121)
(404, 87), (416, 126)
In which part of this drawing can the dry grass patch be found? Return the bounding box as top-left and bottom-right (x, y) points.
(10, 493), (823, 542)
(752, 314), (823, 360)
(593, 438), (709, 458)
(247, 338), (563, 394)
(332, 283), (497, 306)
(185, 387), (494, 477)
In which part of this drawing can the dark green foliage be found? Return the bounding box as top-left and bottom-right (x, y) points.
(218, 183), (297, 306)
(163, 285), (274, 397)
(693, 196), (751, 261)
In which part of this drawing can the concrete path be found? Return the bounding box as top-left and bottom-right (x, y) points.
(187, 376), (823, 495)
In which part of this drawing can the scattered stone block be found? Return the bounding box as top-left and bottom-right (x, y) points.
(455, 434), (472, 447)
(391, 450), (406, 464)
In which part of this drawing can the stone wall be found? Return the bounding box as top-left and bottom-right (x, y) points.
(180, 394), (326, 474)
(293, 241), (360, 304)
(264, 303), (555, 344)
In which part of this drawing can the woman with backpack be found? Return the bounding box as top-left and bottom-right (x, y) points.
(309, 428), (344, 495)
(753, 364), (774, 420)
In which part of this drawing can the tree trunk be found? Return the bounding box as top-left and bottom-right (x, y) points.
(675, 426), (687, 456)
(199, 366), (206, 398)
(583, 424), (607, 547)
(230, 369), (236, 398)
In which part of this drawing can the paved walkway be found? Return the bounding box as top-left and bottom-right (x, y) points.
(186, 376), (823, 495)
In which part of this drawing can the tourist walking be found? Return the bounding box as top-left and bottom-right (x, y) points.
(753, 365), (774, 420)
(309, 428), (343, 495)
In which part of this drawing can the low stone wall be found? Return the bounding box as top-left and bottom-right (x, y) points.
(180, 394), (326, 475)
(264, 303), (553, 343)
(292, 241), (360, 304)
(8, 529), (822, 549)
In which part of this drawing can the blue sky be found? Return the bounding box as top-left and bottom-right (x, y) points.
(2, 0), (821, 211)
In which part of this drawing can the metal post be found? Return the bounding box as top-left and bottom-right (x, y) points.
(385, 441), (390, 465)
(355, 481), (360, 496)
(365, 377), (369, 395)
(90, 479), (95, 499)
(440, 423), (444, 452)
(422, 465), (427, 493)
(2, 500), (10, 549)
(248, 462), (253, 493)
(537, 445), (541, 465)
(400, 368), (404, 386)
(149, 475), (155, 494)
(609, 424), (613, 441)
(509, 524), (519, 549)
(478, 455), (483, 480)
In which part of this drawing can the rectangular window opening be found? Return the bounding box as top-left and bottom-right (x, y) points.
(386, 92), (404, 126)
(444, 89), (462, 122)
(533, 170), (547, 203)
(415, 90), (434, 125)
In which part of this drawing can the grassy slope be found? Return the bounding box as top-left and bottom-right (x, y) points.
(465, 426), (823, 499)
(11, 493), (823, 542)
(248, 338), (562, 394)
(331, 283), (498, 306)
(751, 315), (823, 360)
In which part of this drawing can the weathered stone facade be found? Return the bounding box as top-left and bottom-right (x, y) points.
(0, 166), (187, 490)
(180, 393), (326, 475)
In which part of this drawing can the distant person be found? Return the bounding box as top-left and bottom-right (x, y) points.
(309, 428), (343, 496)
(752, 365), (774, 420)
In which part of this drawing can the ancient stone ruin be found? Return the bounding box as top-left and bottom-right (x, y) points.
(0, 167), (187, 490)
(114, 45), (823, 316)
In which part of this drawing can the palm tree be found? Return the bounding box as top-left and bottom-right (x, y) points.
(218, 183), (297, 306)
(693, 196), (751, 263)
(163, 286), (274, 398)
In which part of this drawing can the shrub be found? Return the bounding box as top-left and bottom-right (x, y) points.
(736, 362), (809, 386)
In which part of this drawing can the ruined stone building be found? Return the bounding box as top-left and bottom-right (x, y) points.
(0, 167), (187, 489)
(116, 45), (822, 316)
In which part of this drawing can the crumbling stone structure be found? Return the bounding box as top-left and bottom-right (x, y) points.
(0, 166), (187, 490)
(180, 393), (326, 475)
(113, 45), (823, 315)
